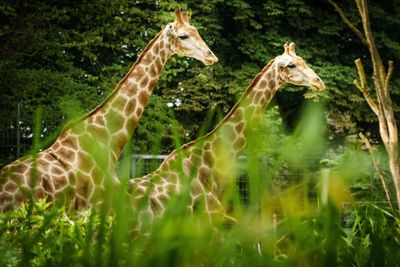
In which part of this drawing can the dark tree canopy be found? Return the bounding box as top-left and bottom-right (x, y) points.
(0, 0), (399, 166)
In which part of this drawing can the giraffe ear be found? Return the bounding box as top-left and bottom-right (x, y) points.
(167, 23), (178, 38)
(276, 55), (292, 68)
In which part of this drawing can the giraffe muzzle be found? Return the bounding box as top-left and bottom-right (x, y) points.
(202, 49), (218, 65)
(204, 56), (218, 66)
(311, 77), (325, 91)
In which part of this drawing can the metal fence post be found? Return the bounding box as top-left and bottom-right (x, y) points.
(131, 156), (137, 177)
(16, 102), (21, 158)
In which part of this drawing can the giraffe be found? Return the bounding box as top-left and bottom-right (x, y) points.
(0, 9), (218, 213)
(128, 42), (325, 226)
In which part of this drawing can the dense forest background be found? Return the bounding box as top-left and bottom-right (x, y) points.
(0, 0), (399, 166)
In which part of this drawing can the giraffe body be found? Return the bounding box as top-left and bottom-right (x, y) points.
(0, 10), (217, 213)
(128, 43), (325, 224)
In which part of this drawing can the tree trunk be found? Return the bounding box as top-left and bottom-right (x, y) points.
(389, 146), (400, 210)
(328, 0), (400, 210)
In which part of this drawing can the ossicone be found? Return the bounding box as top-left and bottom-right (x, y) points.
(175, 8), (190, 26)
(284, 42), (290, 54)
(283, 42), (297, 56)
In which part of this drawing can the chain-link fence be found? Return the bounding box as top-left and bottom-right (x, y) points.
(130, 154), (281, 209)
(130, 154), (257, 206)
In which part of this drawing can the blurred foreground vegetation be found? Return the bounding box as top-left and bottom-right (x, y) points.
(1, 103), (399, 266)
(1, 198), (399, 266)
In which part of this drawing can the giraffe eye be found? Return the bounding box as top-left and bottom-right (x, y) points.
(178, 34), (189, 40)
(287, 64), (296, 69)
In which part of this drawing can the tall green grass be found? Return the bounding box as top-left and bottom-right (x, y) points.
(1, 102), (399, 267)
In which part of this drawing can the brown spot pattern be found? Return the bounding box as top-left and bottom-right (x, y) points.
(135, 107), (143, 117)
(4, 182), (17, 193)
(149, 65), (157, 77)
(234, 137), (246, 150)
(141, 54), (152, 65)
(198, 167), (211, 188)
(235, 122), (245, 133)
(148, 79), (157, 90)
(95, 115), (105, 126)
(203, 151), (215, 167)
(126, 84), (138, 97)
(140, 76), (149, 88)
(268, 80), (275, 88)
(258, 80), (267, 89)
(155, 58), (163, 71)
(42, 178), (54, 193)
(124, 99), (137, 115)
(160, 49), (166, 58)
(231, 109), (243, 123)
(138, 91), (148, 104)
(132, 67), (145, 80)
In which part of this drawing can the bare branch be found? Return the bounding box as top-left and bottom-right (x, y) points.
(326, 0), (368, 46)
(383, 104), (399, 149)
(384, 61), (394, 97)
(359, 132), (393, 208)
(355, 0), (364, 19)
(358, 0), (386, 80)
(15, 50), (39, 57)
(355, 58), (367, 89)
(376, 100), (390, 146)
(354, 80), (379, 116)
(354, 59), (379, 115)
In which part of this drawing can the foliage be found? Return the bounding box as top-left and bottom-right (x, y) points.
(1, 103), (399, 266)
(1, 201), (397, 266)
(1, 0), (400, 165)
(253, 105), (288, 159)
(340, 203), (400, 266)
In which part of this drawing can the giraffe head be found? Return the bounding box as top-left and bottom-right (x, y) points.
(275, 42), (325, 91)
(166, 9), (218, 66)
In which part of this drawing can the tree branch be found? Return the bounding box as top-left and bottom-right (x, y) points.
(354, 59), (379, 115)
(357, 0), (386, 80)
(359, 132), (393, 208)
(377, 100), (390, 146)
(327, 0), (368, 46)
(355, 58), (367, 89)
(355, 0), (364, 19)
(384, 61), (394, 97)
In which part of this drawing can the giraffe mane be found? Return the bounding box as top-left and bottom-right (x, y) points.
(59, 29), (166, 134)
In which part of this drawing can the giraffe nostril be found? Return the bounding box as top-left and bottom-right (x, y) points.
(208, 50), (213, 56)
(312, 77), (325, 90)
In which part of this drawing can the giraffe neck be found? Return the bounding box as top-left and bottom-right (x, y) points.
(194, 58), (282, 158)
(139, 59), (282, 192)
(127, 59), (283, 222)
(63, 28), (172, 162)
